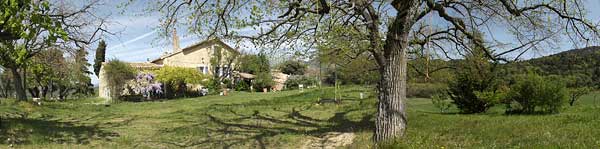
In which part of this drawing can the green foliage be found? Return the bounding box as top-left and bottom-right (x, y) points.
(431, 92), (452, 113)
(237, 54), (260, 74)
(154, 66), (207, 85)
(448, 36), (501, 113)
(0, 68), (14, 98)
(237, 53), (270, 74)
(335, 58), (379, 85)
(93, 40), (107, 77)
(278, 60), (306, 75)
(237, 53), (272, 91)
(316, 24), (379, 85)
(568, 87), (592, 106)
(521, 46), (600, 88)
(26, 49), (59, 98)
(407, 83), (447, 98)
(448, 72), (499, 113)
(285, 75), (318, 89)
(72, 47), (94, 96)
(408, 54), (454, 83)
(154, 66), (209, 97)
(103, 60), (136, 99)
(0, 0), (69, 100)
(253, 72), (273, 90)
(506, 73), (568, 114)
(234, 80), (250, 91)
(0, 0), (67, 42)
(23, 48), (91, 99)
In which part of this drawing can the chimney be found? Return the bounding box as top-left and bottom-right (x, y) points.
(172, 28), (180, 52)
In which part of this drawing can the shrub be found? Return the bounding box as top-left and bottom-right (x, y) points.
(448, 71), (500, 114)
(154, 66), (209, 98)
(253, 72), (273, 91)
(122, 72), (163, 100)
(506, 73), (568, 114)
(407, 83), (446, 98)
(447, 37), (502, 113)
(285, 75), (318, 89)
(103, 60), (136, 99)
(431, 92), (452, 113)
(235, 80), (250, 91)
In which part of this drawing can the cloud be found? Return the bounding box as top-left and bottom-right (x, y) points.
(107, 30), (157, 52)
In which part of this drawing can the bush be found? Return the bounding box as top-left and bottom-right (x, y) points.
(103, 60), (136, 99)
(431, 92), (452, 113)
(506, 73), (568, 114)
(285, 75), (318, 89)
(447, 32), (506, 113)
(154, 66), (209, 98)
(253, 72), (273, 91)
(448, 72), (500, 114)
(122, 72), (163, 100)
(235, 80), (250, 91)
(407, 83), (446, 98)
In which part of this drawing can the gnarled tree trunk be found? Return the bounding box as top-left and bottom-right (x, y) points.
(374, 0), (419, 142)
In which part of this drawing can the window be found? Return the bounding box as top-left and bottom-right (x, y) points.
(212, 66), (230, 77)
(197, 66), (208, 74)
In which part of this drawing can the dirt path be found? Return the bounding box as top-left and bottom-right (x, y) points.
(302, 132), (355, 149)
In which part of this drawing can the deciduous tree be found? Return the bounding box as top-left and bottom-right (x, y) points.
(150, 0), (599, 142)
(0, 0), (111, 100)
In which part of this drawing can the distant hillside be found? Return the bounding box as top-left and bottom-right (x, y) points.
(520, 46), (600, 87)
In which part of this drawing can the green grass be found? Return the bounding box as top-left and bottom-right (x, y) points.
(1, 87), (600, 148)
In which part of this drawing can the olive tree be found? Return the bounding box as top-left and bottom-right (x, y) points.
(148, 0), (598, 142)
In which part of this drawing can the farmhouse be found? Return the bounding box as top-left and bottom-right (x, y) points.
(98, 31), (240, 99)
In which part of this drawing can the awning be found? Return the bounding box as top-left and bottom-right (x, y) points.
(237, 72), (255, 79)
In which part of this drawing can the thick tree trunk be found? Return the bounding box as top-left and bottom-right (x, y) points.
(374, 40), (409, 142)
(373, 0), (419, 142)
(9, 67), (27, 101)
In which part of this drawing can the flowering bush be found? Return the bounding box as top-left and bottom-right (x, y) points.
(124, 72), (163, 100)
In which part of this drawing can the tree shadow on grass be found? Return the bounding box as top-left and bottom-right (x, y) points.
(416, 110), (462, 115)
(150, 92), (374, 148)
(0, 118), (119, 145)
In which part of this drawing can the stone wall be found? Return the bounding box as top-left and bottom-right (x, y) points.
(98, 63), (110, 99)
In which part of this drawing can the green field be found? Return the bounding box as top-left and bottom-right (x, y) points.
(1, 86), (600, 148)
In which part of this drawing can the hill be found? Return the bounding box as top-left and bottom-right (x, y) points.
(520, 46), (600, 87)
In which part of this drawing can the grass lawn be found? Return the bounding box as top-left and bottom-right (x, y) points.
(1, 86), (600, 148)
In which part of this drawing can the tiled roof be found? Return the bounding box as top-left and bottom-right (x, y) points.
(150, 38), (239, 63)
(127, 62), (162, 68)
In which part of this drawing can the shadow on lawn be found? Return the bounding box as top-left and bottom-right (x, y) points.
(152, 92), (374, 148)
(0, 118), (119, 145)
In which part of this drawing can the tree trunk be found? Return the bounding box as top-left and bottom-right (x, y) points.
(374, 41), (409, 142)
(41, 86), (48, 98)
(9, 67), (27, 101)
(373, 0), (419, 142)
(28, 87), (39, 98)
